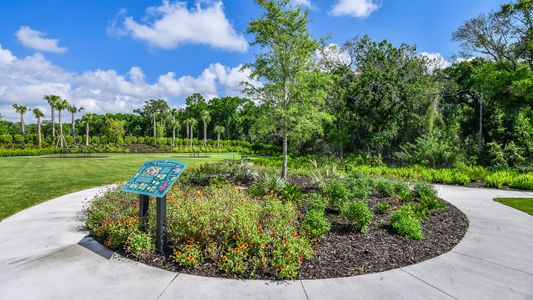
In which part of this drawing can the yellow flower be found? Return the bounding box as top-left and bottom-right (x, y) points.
(234, 247), (240, 253)
(221, 255), (227, 262)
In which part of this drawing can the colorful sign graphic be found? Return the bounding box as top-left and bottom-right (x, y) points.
(122, 160), (187, 197)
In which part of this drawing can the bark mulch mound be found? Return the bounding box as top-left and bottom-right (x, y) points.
(113, 195), (468, 280)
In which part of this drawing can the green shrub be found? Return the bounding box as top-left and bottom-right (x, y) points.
(301, 209), (331, 239)
(341, 200), (373, 233)
(305, 193), (328, 212)
(375, 202), (391, 214)
(389, 206), (423, 240)
(125, 231), (154, 259)
(281, 183), (302, 203)
(253, 173), (286, 195)
(344, 176), (372, 200)
(320, 180), (349, 210)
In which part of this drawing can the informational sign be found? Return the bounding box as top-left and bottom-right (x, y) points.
(122, 160), (187, 198)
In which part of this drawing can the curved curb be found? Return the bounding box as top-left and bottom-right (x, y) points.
(0, 185), (532, 299)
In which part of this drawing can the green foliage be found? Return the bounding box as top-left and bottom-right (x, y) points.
(375, 202), (391, 214)
(341, 200), (373, 233)
(281, 183), (302, 203)
(305, 193), (328, 212)
(344, 176), (372, 200)
(320, 180), (349, 210)
(301, 209), (331, 239)
(252, 173), (286, 195)
(414, 182), (445, 211)
(389, 206), (423, 240)
(125, 231), (154, 260)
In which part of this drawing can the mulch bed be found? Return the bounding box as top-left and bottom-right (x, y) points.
(111, 192), (468, 280)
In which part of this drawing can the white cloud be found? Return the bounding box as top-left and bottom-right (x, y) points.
(15, 26), (67, 53)
(330, 0), (380, 18)
(317, 43), (352, 68)
(120, 0), (248, 52)
(420, 52), (451, 73)
(0, 44), (16, 65)
(291, 0), (314, 9)
(0, 44), (257, 123)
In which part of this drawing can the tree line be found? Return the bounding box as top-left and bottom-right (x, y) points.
(1, 0), (531, 175)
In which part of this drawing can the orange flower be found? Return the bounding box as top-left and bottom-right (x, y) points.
(283, 238), (288, 244)
(234, 247), (240, 253)
(186, 245), (192, 250)
(187, 255), (193, 261)
(293, 232), (299, 238)
(221, 255), (227, 262)
(279, 264), (285, 271)
(175, 251), (182, 256)
(298, 257), (304, 264)
(241, 243), (248, 249)
(187, 237), (195, 243)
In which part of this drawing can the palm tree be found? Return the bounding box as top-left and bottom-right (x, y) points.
(32, 108), (45, 146)
(44, 95), (61, 138)
(82, 113), (97, 146)
(200, 110), (211, 146)
(55, 98), (69, 147)
(214, 125), (225, 148)
(67, 104), (84, 145)
(12, 104), (29, 136)
(169, 108), (180, 147)
(187, 118), (197, 147)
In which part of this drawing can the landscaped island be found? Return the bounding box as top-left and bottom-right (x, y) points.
(86, 160), (468, 280)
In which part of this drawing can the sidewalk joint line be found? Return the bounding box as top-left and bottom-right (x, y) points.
(451, 250), (533, 276)
(299, 280), (310, 300)
(157, 273), (180, 300)
(400, 268), (457, 300)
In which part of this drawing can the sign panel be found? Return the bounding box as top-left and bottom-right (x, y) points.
(122, 160), (187, 198)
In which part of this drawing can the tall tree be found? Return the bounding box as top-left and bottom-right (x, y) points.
(55, 98), (69, 147)
(32, 108), (45, 146)
(187, 118), (197, 147)
(214, 125), (225, 148)
(12, 104), (29, 136)
(67, 104), (84, 145)
(245, 0), (332, 179)
(169, 108), (180, 147)
(135, 99), (170, 140)
(82, 113), (98, 146)
(200, 110), (211, 145)
(44, 95), (61, 138)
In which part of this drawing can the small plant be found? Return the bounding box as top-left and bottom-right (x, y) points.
(341, 200), (373, 233)
(344, 176), (372, 200)
(254, 173), (286, 195)
(305, 193), (328, 212)
(414, 182), (444, 210)
(301, 209), (331, 238)
(374, 179), (396, 197)
(281, 183), (302, 203)
(375, 202), (391, 214)
(320, 180), (349, 210)
(389, 206), (423, 240)
(125, 230), (154, 259)
(174, 241), (203, 268)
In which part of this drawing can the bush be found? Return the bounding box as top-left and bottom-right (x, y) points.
(281, 183), (302, 203)
(253, 173), (286, 195)
(305, 193), (328, 212)
(375, 202), (391, 214)
(389, 206), (423, 240)
(341, 200), (373, 233)
(344, 176), (372, 200)
(414, 182), (444, 211)
(320, 180), (349, 210)
(125, 231), (154, 259)
(301, 209), (331, 239)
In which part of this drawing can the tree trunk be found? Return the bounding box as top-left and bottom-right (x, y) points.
(172, 127), (176, 147)
(72, 112), (76, 145)
(59, 110), (64, 148)
(153, 116), (157, 140)
(20, 113), (25, 136)
(203, 122), (207, 146)
(86, 123), (89, 146)
(186, 124), (189, 139)
(51, 106), (55, 138)
(190, 126), (193, 147)
(217, 133), (220, 148)
(37, 118), (42, 146)
(281, 133), (288, 180)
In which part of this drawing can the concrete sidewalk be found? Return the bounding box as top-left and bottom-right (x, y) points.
(0, 185), (532, 299)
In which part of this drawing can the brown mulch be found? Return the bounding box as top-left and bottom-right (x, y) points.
(114, 194), (468, 280)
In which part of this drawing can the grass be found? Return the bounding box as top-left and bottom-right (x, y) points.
(0, 153), (240, 221)
(493, 198), (533, 215)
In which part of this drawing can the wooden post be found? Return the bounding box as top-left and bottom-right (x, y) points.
(156, 195), (167, 253)
(139, 194), (149, 230)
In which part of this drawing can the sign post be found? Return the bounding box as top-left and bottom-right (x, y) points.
(123, 160), (187, 253)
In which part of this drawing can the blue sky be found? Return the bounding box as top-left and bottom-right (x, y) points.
(0, 0), (506, 121)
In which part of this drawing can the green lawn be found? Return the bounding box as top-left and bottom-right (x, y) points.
(494, 197), (533, 215)
(0, 153), (240, 221)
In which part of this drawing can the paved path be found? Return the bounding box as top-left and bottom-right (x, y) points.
(0, 185), (532, 300)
